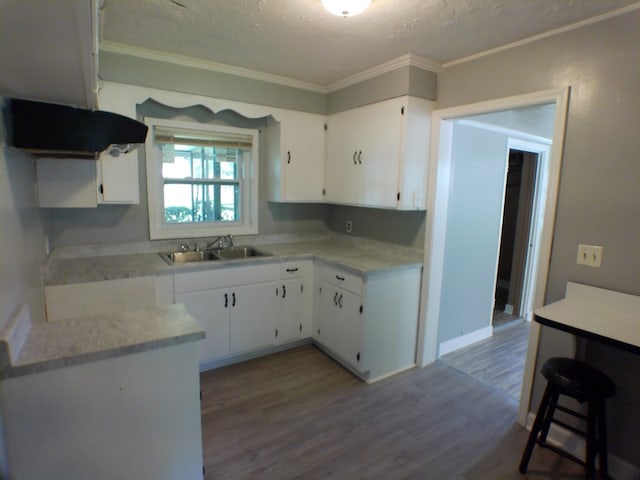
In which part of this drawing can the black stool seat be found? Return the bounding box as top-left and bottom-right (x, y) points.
(519, 357), (616, 479)
(542, 357), (616, 402)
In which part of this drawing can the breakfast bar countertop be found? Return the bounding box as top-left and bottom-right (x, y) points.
(0, 304), (205, 379)
(43, 233), (425, 286)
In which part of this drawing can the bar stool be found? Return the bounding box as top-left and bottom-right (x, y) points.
(519, 357), (616, 479)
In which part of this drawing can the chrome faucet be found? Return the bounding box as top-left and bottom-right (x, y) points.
(205, 234), (233, 250)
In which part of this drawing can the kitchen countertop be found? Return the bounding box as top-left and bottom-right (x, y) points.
(0, 304), (205, 379)
(43, 234), (424, 286)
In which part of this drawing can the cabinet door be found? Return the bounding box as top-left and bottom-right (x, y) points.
(175, 289), (230, 363)
(282, 112), (325, 202)
(97, 83), (140, 204)
(98, 153), (140, 204)
(316, 281), (340, 351)
(357, 98), (404, 208)
(316, 282), (362, 368)
(333, 288), (362, 368)
(325, 107), (362, 205)
(36, 159), (97, 208)
(278, 278), (304, 343)
(229, 282), (278, 353)
(326, 99), (404, 207)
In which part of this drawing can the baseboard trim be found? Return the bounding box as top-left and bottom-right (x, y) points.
(525, 412), (640, 479)
(439, 326), (493, 356)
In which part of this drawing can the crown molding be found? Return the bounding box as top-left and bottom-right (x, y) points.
(100, 41), (328, 94)
(443, 2), (640, 68)
(326, 53), (440, 93)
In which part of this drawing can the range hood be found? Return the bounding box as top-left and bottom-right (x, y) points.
(3, 98), (148, 159)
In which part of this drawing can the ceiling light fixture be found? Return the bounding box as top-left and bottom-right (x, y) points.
(321, 0), (371, 17)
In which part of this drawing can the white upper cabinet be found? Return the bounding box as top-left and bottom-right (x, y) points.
(265, 111), (326, 203)
(35, 84), (141, 208)
(325, 96), (433, 210)
(96, 83), (141, 204)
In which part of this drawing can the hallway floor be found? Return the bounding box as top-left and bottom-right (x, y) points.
(440, 319), (530, 399)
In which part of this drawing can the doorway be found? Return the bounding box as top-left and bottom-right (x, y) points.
(493, 145), (545, 329)
(417, 88), (570, 425)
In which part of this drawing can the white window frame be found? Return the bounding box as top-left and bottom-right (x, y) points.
(145, 117), (259, 240)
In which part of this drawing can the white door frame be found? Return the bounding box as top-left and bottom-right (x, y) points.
(416, 87), (570, 425)
(505, 138), (551, 322)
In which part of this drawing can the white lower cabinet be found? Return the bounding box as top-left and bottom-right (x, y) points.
(174, 288), (231, 362)
(317, 280), (362, 369)
(277, 261), (313, 344)
(314, 261), (422, 382)
(228, 282), (278, 353)
(173, 263), (280, 368)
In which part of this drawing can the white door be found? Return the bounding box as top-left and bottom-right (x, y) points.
(175, 288), (230, 362)
(282, 112), (325, 201)
(358, 98), (403, 208)
(317, 282), (362, 368)
(229, 282), (278, 353)
(325, 108), (361, 205)
(278, 278), (304, 343)
(333, 288), (362, 368)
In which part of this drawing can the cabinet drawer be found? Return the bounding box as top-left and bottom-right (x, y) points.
(317, 264), (363, 295)
(174, 263), (279, 294)
(280, 261), (311, 279)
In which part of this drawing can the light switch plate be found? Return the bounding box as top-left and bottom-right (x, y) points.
(577, 244), (603, 267)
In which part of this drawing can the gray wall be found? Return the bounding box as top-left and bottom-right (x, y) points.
(327, 66), (437, 114)
(100, 51), (327, 114)
(438, 11), (640, 464)
(327, 206), (425, 249)
(0, 108), (48, 328)
(0, 104), (49, 479)
(438, 123), (507, 344)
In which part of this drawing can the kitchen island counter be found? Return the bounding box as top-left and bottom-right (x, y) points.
(0, 304), (204, 379)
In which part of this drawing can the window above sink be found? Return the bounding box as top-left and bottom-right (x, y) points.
(145, 118), (259, 240)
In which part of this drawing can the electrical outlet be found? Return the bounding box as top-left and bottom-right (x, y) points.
(346, 220), (353, 233)
(577, 244), (603, 267)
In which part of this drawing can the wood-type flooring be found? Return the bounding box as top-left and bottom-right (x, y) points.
(200, 345), (588, 479)
(441, 320), (530, 399)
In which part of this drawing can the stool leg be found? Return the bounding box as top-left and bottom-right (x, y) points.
(586, 401), (597, 479)
(519, 384), (553, 474)
(539, 391), (559, 444)
(597, 399), (609, 479)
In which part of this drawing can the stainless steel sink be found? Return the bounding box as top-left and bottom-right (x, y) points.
(159, 245), (271, 264)
(160, 250), (220, 264)
(214, 246), (272, 259)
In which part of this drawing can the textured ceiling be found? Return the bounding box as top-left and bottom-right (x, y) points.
(103, 0), (639, 86)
